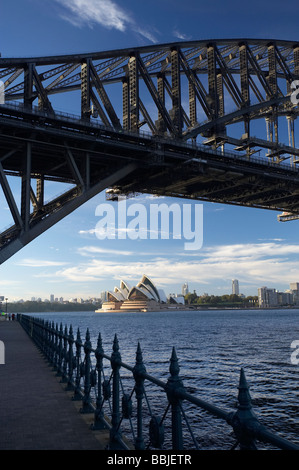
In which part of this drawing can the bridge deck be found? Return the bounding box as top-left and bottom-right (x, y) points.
(0, 320), (109, 450)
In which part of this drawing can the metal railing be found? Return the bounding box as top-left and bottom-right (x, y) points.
(1, 100), (299, 175)
(18, 314), (299, 451)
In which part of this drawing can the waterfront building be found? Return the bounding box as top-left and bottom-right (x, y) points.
(277, 291), (294, 306)
(290, 282), (299, 291)
(97, 275), (169, 312)
(258, 287), (278, 307)
(290, 282), (299, 305)
(168, 294), (185, 305)
(100, 291), (108, 302)
(232, 279), (239, 296)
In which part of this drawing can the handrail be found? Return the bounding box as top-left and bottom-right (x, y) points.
(18, 314), (299, 451)
(1, 100), (299, 175)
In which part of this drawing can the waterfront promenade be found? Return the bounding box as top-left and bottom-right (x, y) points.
(0, 319), (109, 450)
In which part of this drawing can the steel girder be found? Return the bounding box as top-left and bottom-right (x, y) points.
(1, 39), (299, 261)
(1, 39), (299, 142)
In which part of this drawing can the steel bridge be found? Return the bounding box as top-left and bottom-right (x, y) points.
(1, 38), (299, 263)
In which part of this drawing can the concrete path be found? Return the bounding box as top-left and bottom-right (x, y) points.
(0, 320), (110, 450)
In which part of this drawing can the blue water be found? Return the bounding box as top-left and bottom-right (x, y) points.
(28, 308), (299, 449)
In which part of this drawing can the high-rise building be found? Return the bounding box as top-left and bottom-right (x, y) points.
(258, 287), (278, 307)
(290, 282), (299, 291)
(182, 282), (189, 296)
(289, 282), (299, 304)
(50, 294), (54, 303)
(232, 279), (239, 296)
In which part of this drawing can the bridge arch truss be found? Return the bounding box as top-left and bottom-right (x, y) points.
(1, 39), (299, 262)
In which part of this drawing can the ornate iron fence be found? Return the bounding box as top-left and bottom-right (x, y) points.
(18, 314), (298, 451)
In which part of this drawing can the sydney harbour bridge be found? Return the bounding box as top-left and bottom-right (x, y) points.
(0, 38), (299, 263)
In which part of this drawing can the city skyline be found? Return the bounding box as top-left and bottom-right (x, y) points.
(4, 277), (299, 304)
(2, 1), (299, 300)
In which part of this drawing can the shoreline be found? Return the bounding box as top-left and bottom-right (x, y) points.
(5, 306), (298, 315)
(95, 305), (299, 313)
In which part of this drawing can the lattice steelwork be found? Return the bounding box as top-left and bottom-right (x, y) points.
(1, 39), (299, 262)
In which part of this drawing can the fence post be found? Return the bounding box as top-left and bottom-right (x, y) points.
(66, 325), (75, 391)
(109, 334), (122, 448)
(133, 342), (146, 450)
(44, 321), (50, 360)
(92, 332), (108, 429)
(80, 328), (94, 414)
(228, 368), (260, 450)
(56, 323), (63, 377)
(73, 328), (83, 401)
(61, 325), (68, 383)
(48, 321), (54, 365)
(53, 323), (59, 371)
(166, 347), (184, 450)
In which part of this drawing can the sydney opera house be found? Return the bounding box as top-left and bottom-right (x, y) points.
(96, 275), (183, 312)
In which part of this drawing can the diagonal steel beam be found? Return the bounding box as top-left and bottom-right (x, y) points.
(0, 163), (138, 264)
(0, 162), (23, 230)
(89, 61), (121, 129)
(64, 144), (85, 188)
(136, 53), (175, 134)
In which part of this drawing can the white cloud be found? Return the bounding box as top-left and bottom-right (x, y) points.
(77, 245), (134, 256)
(173, 29), (191, 41)
(55, 0), (158, 42)
(16, 259), (69, 268)
(56, 0), (130, 30)
(49, 241), (299, 292)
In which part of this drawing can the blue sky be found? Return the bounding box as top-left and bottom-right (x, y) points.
(1, 0), (299, 301)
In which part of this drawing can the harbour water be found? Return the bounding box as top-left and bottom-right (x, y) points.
(28, 308), (298, 449)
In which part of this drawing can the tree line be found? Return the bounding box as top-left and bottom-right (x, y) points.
(184, 293), (258, 308)
(1, 301), (101, 313)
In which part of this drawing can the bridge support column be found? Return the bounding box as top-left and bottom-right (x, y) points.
(24, 63), (33, 109)
(170, 48), (182, 135)
(21, 142), (32, 232)
(128, 56), (139, 132)
(81, 59), (91, 120)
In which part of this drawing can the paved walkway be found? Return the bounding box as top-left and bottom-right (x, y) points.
(0, 319), (110, 450)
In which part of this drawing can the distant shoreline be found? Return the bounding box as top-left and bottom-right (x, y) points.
(95, 305), (299, 313)
(4, 305), (298, 315)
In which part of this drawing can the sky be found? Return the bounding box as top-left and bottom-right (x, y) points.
(1, 0), (299, 302)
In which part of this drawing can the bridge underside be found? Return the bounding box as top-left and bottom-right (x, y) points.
(1, 39), (299, 262)
(1, 105), (299, 263)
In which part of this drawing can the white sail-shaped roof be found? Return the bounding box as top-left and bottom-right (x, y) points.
(158, 289), (167, 303)
(107, 291), (123, 302)
(106, 275), (164, 304)
(128, 286), (150, 300)
(120, 280), (131, 296)
(140, 275), (160, 302)
(137, 281), (158, 300)
(169, 295), (184, 304)
(114, 287), (126, 300)
(137, 283), (157, 300)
